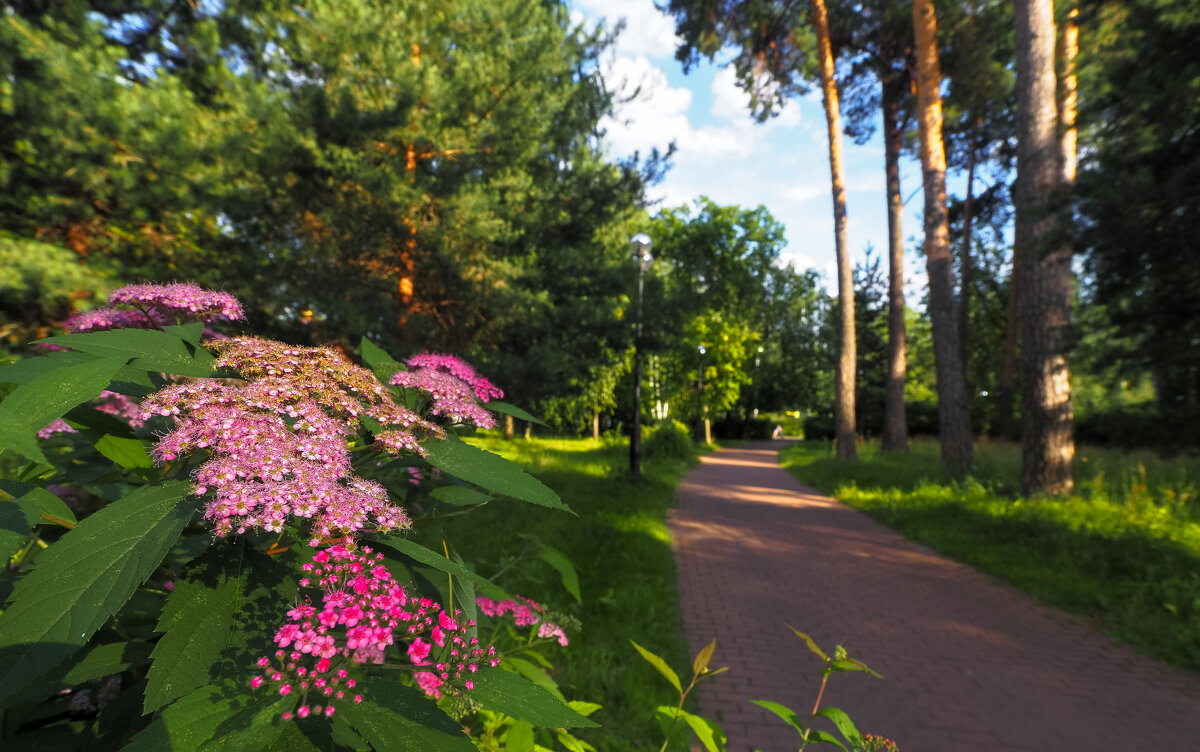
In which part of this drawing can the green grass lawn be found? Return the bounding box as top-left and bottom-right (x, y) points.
(406, 435), (701, 751)
(781, 439), (1200, 671)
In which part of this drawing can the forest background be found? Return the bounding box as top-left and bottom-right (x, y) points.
(2, 0), (1196, 470)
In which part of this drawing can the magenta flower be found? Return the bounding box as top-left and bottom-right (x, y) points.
(64, 283), (244, 333)
(403, 353), (503, 402)
(390, 367), (497, 429)
(253, 545), (496, 713)
(476, 595), (568, 644)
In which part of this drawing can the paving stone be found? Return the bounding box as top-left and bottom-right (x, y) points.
(669, 440), (1200, 752)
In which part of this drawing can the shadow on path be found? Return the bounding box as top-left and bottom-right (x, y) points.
(669, 440), (1200, 752)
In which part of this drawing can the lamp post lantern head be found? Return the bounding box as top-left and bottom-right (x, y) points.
(698, 345), (706, 356)
(631, 233), (653, 271)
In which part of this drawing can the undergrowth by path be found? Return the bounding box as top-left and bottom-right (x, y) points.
(408, 436), (700, 752)
(781, 439), (1200, 672)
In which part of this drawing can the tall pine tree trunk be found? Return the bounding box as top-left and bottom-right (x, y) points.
(913, 0), (974, 475)
(812, 0), (856, 460)
(999, 253), (1020, 439)
(881, 80), (908, 454)
(959, 124), (979, 381)
(1014, 0), (1075, 495)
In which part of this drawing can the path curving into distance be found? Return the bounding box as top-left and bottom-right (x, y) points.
(668, 439), (1200, 752)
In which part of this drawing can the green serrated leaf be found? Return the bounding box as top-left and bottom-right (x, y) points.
(0, 356), (122, 435)
(263, 721), (322, 752)
(815, 707), (863, 747)
(367, 533), (493, 587)
(429, 485), (491, 506)
(38, 329), (215, 377)
(469, 668), (599, 729)
(121, 683), (290, 752)
(0, 481), (194, 707)
(145, 542), (248, 713)
(750, 700), (806, 733)
(24, 486), (78, 525)
(96, 435), (154, 469)
(338, 676), (477, 751)
(164, 323), (205, 346)
(0, 501), (31, 562)
(829, 657), (882, 678)
(788, 625), (830, 662)
(631, 640), (682, 694)
(504, 657), (565, 702)
(537, 547), (581, 603)
(0, 421), (47, 464)
(505, 721), (535, 752)
(0, 351), (101, 384)
(421, 438), (567, 511)
(360, 337), (405, 381)
(486, 401), (548, 427)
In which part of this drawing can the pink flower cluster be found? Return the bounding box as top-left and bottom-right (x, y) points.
(404, 353), (503, 402)
(390, 367), (497, 429)
(141, 338), (447, 540)
(253, 545), (497, 716)
(476, 596), (569, 646)
(64, 283), (244, 332)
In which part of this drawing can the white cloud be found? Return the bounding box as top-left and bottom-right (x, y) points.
(573, 0), (679, 59)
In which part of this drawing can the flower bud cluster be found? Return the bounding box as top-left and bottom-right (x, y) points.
(390, 367), (497, 429)
(253, 545), (497, 716)
(476, 595), (569, 646)
(64, 283), (244, 332)
(403, 353), (503, 402)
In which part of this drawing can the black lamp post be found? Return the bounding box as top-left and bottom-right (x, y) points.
(698, 344), (709, 444)
(630, 233), (653, 478)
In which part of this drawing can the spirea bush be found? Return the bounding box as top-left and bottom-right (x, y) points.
(0, 284), (595, 750)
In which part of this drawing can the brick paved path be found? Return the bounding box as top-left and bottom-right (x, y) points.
(669, 440), (1200, 752)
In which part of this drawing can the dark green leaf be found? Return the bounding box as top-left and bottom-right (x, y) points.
(0, 351), (101, 384)
(537, 547), (581, 603)
(368, 533), (493, 587)
(429, 485), (490, 507)
(0, 501), (33, 565)
(360, 337), (404, 381)
(0, 357), (125, 431)
(0, 422), (47, 464)
(504, 656), (565, 702)
(631, 640), (682, 694)
(164, 323), (205, 346)
(469, 667), (599, 729)
(23, 486), (78, 525)
(38, 329), (215, 377)
(807, 729), (849, 750)
(121, 683), (290, 752)
(145, 543), (248, 712)
(421, 438), (567, 511)
(339, 676), (476, 751)
(263, 722), (322, 752)
(96, 435), (154, 469)
(486, 401), (548, 427)
(0, 481), (194, 707)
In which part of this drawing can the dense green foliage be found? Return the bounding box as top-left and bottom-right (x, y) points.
(781, 440), (1200, 670)
(412, 436), (703, 751)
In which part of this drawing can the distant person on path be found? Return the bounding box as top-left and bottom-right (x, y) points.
(772, 424), (784, 439)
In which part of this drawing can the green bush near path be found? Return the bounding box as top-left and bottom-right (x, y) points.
(408, 435), (703, 751)
(780, 439), (1200, 671)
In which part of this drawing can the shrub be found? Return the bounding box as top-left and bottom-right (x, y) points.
(644, 419), (695, 460)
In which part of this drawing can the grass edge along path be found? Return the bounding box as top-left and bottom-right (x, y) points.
(407, 435), (703, 752)
(780, 439), (1200, 673)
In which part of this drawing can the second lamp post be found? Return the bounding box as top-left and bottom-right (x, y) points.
(629, 233), (653, 478)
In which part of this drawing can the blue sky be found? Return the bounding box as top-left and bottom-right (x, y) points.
(571, 0), (933, 293)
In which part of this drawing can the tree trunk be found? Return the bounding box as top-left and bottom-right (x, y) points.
(1059, 7), (1079, 185)
(812, 0), (856, 460)
(524, 422), (532, 441)
(503, 413), (514, 440)
(592, 409), (600, 441)
(912, 0), (974, 475)
(998, 252), (1020, 439)
(959, 124), (979, 381)
(1014, 0), (1075, 496)
(881, 80), (908, 454)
